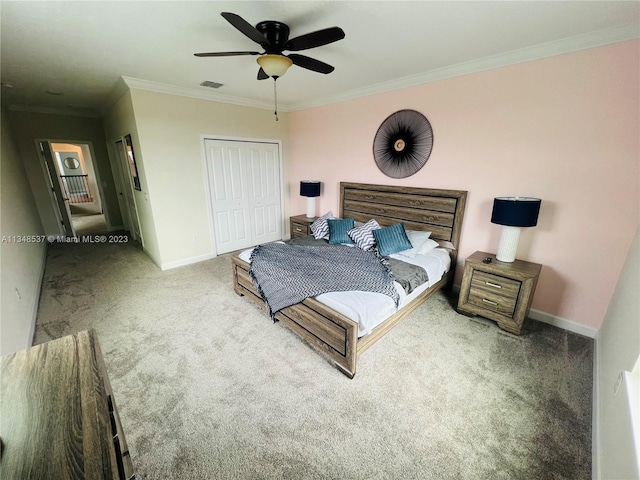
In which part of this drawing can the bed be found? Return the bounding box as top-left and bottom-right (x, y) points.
(231, 182), (467, 377)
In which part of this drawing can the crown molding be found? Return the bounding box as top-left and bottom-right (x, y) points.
(112, 25), (638, 114)
(289, 23), (640, 111)
(6, 103), (101, 118)
(120, 76), (287, 112)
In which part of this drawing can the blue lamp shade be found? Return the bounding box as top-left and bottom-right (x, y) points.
(300, 181), (321, 198)
(491, 197), (541, 227)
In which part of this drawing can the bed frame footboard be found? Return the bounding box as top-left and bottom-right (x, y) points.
(232, 255), (359, 377)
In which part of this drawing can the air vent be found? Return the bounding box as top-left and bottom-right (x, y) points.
(200, 81), (223, 89)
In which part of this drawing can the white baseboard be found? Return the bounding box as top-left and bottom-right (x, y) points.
(452, 284), (598, 338)
(160, 252), (216, 271)
(528, 308), (597, 338)
(27, 243), (48, 348)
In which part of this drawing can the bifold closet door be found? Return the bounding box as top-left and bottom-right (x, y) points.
(205, 139), (282, 254)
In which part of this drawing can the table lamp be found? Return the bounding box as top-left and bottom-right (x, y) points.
(491, 197), (541, 262)
(300, 181), (321, 218)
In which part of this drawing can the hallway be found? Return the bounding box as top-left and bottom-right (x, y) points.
(71, 213), (108, 235)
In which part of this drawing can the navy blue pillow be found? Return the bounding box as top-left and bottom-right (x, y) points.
(328, 218), (355, 245)
(373, 223), (413, 256)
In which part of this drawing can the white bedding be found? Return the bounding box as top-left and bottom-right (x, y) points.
(238, 245), (450, 337)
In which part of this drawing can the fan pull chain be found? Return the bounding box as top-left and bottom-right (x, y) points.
(273, 78), (279, 122)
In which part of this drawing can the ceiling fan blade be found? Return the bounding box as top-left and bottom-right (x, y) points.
(194, 51), (260, 57)
(284, 27), (345, 52)
(221, 12), (269, 46)
(288, 54), (335, 74)
(257, 68), (269, 80)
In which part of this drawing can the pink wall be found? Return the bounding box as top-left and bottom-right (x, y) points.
(288, 40), (640, 330)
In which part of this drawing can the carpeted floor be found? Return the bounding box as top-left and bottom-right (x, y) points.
(71, 213), (108, 235)
(33, 239), (593, 479)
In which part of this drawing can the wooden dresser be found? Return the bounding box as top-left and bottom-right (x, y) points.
(0, 329), (135, 479)
(457, 251), (542, 335)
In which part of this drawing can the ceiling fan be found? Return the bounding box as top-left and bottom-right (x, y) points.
(194, 12), (345, 81)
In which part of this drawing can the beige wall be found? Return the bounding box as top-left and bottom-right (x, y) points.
(596, 225), (640, 479)
(120, 89), (290, 268)
(102, 90), (162, 264)
(0, 111), (47, 355)
(7, 110), (122, 235)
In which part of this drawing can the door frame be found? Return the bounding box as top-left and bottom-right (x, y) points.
(107, 138), (131, 233)
(36, 140), (72, 236)
(35, 138), (112, 233)
(109, 136), (143, 244)
(201, 135), (285, 257)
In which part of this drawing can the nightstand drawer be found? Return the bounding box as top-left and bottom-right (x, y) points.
(468, 288), (517, 317)
(468, 271), (521, 317)
(290, 215), (317, 239)
(291, 222), (310, 238)
(470, 271), (521, 300)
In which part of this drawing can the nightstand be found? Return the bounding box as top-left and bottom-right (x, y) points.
(457, 251), (542, 335)
(290, 214), (317, 238)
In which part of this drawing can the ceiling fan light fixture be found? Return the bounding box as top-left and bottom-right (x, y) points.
(257, 54), (292, 78)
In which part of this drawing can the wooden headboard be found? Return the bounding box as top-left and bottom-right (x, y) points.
(339, 182), (467, 264)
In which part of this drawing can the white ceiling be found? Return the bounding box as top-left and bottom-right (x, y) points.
(1, 1), (638, 117)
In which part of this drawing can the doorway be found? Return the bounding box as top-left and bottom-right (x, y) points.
(38, 140), (110, 236)
(51, 142), (107, 235)
(204, 138), (283, 254)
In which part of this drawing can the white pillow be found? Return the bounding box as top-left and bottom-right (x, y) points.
(397, 230), (432, 258)
(418, 238), (439, 255)
(310, 211), (334, 239)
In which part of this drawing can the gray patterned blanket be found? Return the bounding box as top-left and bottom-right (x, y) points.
(249, 243), (400, 317)
(286, 235), (428, 294)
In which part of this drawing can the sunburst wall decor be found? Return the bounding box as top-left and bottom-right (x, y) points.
(372, 109), (433, 178)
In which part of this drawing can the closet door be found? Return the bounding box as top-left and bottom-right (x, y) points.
(246, 143), (281, 246)
(205, 139), (282, 254)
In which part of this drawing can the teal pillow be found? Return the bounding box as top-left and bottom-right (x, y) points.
(373, 223), (413, 256)
(328, 218), (355, 245)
